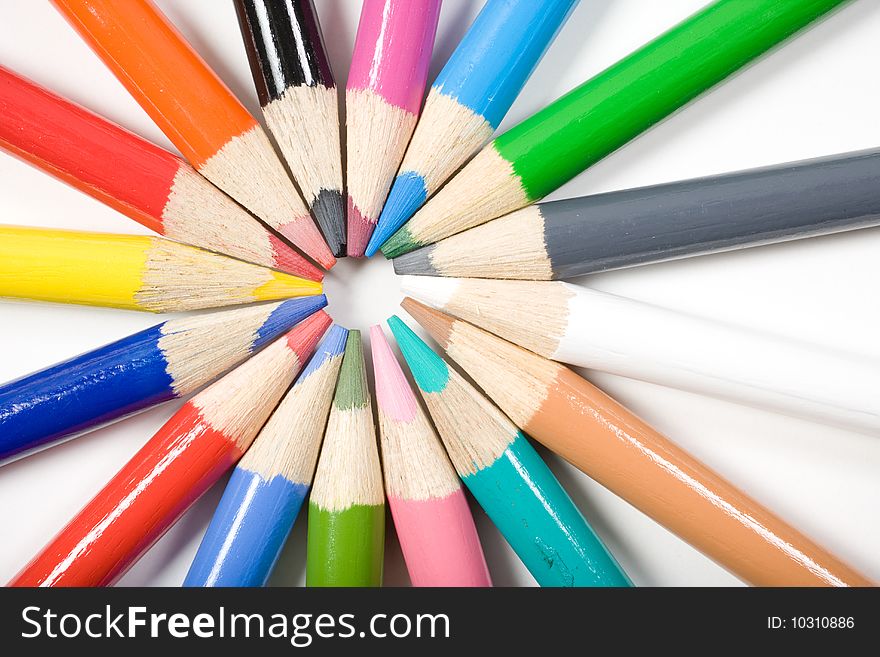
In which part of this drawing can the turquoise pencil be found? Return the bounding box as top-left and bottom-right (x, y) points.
(365, 0), (579, 256)
(388, 315), (632, 587)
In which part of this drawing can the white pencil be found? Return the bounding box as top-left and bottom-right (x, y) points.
(401, 276), (880, 434)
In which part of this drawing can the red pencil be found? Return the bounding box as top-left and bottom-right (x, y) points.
(0, 66), (321, 281)
(9, 311), (331, 587)
(51, 0), (335, 269)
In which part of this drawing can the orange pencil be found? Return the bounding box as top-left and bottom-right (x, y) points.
(51, 0), (335, 269)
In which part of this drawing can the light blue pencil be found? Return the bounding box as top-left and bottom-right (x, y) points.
(366, 0), (579, 256)
(183, 324), (348, 587)
(388, 315), (631, 587)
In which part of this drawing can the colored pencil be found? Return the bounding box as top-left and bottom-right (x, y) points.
(51, 0), (335, 269)
(9, 311), (331, 587)
(234, 0), (346, 258)
(0, 296), (327, 465)
(401, 277), (880, 433)
(365, 0), (579, 257)
(381, 0), (851, 257)
(387, 316), (631, 587)
(402, 299), (874, 587)
(0, 225), (320, 312)
(370, 325), (491, 587)
(184, 324), (348, 587)
(345, 0), (442, 257)
(0, 65), (320, 281)
(306, 331), (384, 586)
(395, 149), (880, 280)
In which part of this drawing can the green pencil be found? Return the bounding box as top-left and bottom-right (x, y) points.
(381, 0), (851, 257)
(306, 330), (385, 586)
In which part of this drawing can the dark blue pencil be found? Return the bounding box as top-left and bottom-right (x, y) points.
(0, 295), (327, 463)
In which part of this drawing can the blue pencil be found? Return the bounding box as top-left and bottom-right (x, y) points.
(184, 324), (348, 587)
(388, 315), (632, 587)
(0, 295), (327, 464)
(365, 0), (578, 257)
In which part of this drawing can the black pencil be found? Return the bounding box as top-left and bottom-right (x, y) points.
(235, 0), (346, 257)
(394, 149), (880, 280)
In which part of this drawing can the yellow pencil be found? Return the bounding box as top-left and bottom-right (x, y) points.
(0, 225), (322, 312)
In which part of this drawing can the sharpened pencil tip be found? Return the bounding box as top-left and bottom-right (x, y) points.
(387, 315), (450, 393)
(401, 298), (453, 349)
(345, 198), (375, 258)
(334, 330), (369, 409)
(381, 225), (421, 259)
(254, 294), (327, 349)
(278, 218), (337, 270)
(267, 233), (325, 280)
(254, 271), (323, 301)
(392, 245), (438, 276)
(285, 310), (332, 363)
(365, 171), (428, 256)
(310, 189), (347, 258)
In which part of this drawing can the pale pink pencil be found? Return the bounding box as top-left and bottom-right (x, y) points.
(370, 325), (491, 587)
(346, 0), (442, 257)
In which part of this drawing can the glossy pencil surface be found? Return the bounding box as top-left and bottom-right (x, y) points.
(184, 324), (347, 587)
(388, 316), (630, 587)
(0, 296), (327, 464)
(307, 331), (385, 586)
(10, 312), (331, 587)
(366, 0), (578, 255)
(371, 325), (490, 586)
(382, 0), (850, 257)
(0, 226), (321, 312)
(52, 0), (335, 268)
(235, 0), (346, 256)
(395, 149), (880, 280)
(402, 276), (880, 433)
(403, 299), (874, 587)
(0, 65), (320, 280)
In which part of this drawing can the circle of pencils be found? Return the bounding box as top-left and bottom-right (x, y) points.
(1, 0), (877, 591)
(380, 0), (850, 258)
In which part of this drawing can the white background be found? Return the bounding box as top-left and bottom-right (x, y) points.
(1, 0), (879, 587)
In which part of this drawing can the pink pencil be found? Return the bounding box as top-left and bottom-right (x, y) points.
(370, 325), (491, 587)
(346, 0), (442, 257)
